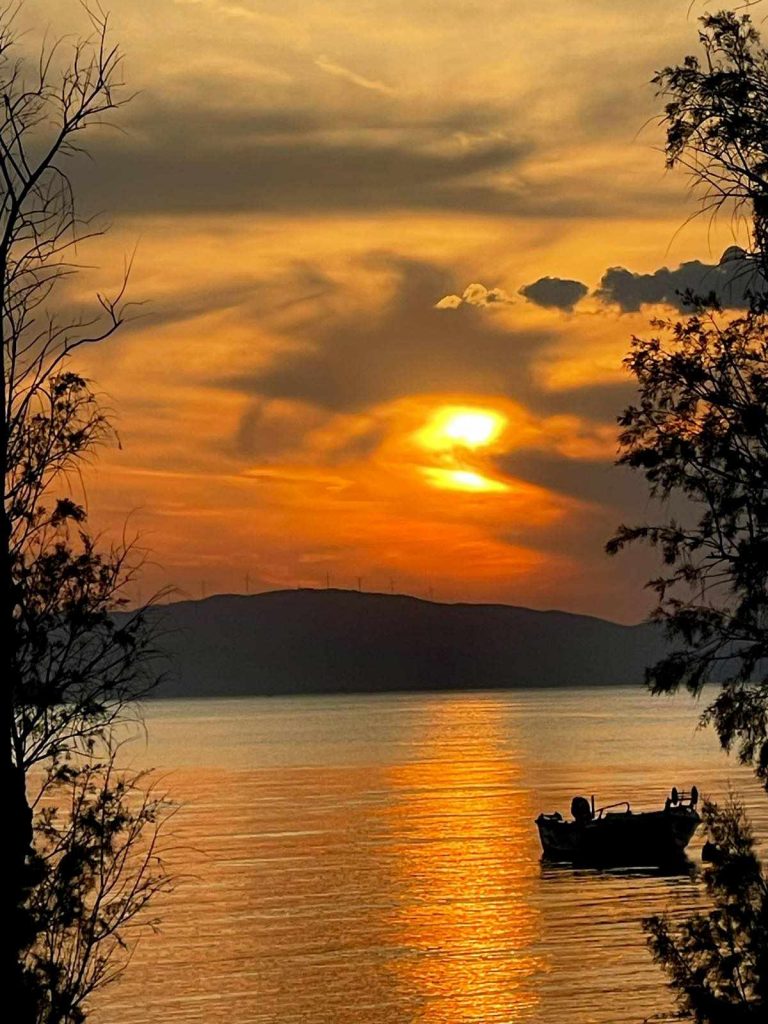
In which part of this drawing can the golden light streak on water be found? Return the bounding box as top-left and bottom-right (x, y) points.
(90, 690), (767, 1024)
(381, 698), (542, 1022)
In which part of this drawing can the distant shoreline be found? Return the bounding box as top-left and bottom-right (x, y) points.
(130, 588), (669, 699)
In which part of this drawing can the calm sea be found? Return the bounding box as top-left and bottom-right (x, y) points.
(94, 688), (767, 1024)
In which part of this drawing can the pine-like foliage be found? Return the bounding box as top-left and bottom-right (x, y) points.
(645, 800), (767, 1023)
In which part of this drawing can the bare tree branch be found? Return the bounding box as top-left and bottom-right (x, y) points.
(0, 8), (170, 1022)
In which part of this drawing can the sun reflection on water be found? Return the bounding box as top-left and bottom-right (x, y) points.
(90, 691), (768, 1024)
(381, 697), (544, 1022)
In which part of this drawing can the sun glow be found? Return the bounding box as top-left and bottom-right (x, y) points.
(443, 410), (502, 446)
(422, 467), (509, 493)
(418, 406), (506, 451)
(413, 405), (510, 493)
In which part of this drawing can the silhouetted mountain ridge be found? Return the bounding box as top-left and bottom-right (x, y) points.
(140, 588), (668, 696)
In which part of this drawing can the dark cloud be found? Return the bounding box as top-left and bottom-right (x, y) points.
(233, 400), (323, 460)
(492, 450), (694, 614)
(492, 451), (666, 594)
(495, 451), (643, 510)
(513, 249), (765, 319)
(533, 380), (637, 423)
(519, 276), (588, 311)
(69, 87), (683, 220)
(487, 455), (670, 619)
(595, 249), (765, 312)
(233, 401), (388, 464)
(219, 254), (551, 412)
(211, 255), (646, 434)
(327, 423), (389, 463)
(74, 97), (534, 216)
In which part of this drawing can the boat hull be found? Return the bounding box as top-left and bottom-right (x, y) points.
(536, 809), (700, 867)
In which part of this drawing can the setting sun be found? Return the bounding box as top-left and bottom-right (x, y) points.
(443, 410), (502, 446)
(418, 406), (507, 451)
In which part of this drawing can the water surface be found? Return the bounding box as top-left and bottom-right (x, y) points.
(95, 688), (767, 1024)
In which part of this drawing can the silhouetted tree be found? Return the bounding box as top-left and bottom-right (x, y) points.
(609, 9), (768, 788)
(609, 11), (768, 1022)
(654, 10), (768, 280)
(608, 304), (768, 783)
(645, 798), (767, 1023)
(0, 7), (170, 1022)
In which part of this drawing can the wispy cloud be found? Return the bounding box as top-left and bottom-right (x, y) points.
(314, 55), (397, 96)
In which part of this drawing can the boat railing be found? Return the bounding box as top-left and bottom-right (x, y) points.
(593, 800), (631, 819)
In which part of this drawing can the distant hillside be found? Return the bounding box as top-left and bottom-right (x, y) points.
(137, 588), (668, 697)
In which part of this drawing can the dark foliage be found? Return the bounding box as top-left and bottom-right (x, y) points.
(609, 11), (768, 790)
(608, 307), (768, 785)
(0, 8), (171, 1022)
(612, 12), (768, 1023)
(654, 10), (768, 278)
(644, 799), (767, 1022)
(22, 759), (170, 1024)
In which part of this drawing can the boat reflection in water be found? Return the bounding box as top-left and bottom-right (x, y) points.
(535, 786), (701, 868)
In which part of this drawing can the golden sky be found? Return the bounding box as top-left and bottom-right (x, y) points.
(27, 1), (755, 621)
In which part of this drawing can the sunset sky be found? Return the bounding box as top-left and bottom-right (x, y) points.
(31, 0), (756, 621)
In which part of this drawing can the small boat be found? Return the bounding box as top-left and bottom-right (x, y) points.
(535, 786), (701, 867)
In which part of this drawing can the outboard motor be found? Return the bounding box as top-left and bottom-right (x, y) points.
(570, 795), (593, 824)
